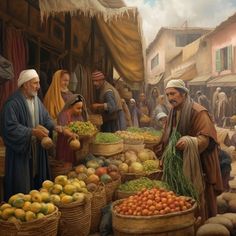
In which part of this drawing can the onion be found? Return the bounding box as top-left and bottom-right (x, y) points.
(41, 137), (54, 149)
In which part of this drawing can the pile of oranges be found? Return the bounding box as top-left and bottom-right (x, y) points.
(114, 188), (193, 216)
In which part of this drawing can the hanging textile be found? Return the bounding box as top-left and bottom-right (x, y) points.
(0, 27), (27, 110)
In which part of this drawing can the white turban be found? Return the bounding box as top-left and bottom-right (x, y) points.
(156, 112), (167, 121)
(17, 69), (39, 88)
(165, 79), (189, 93)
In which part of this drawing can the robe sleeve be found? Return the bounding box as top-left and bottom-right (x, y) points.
(197, 135), (209, 154)
(191, 109), (218, 152)
(1, 101), (32, 153)
(104, 90), (117, 114)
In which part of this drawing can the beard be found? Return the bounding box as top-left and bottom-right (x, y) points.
(30, 91), (38, 97)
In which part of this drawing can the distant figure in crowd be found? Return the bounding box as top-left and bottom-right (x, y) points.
(151, 95), (169, 120)
(91, 70), (125, 132)
(196, 90), (210, 111)
(121, 98), (132, 127)
(137, 92), (150, 127)
(212, 87), (221, 122)
(229, 88), (236, 116)
(129, 98), (139, 127)
(158, 79), (223, 221)
(56, 94), (88, 165)
(147, 87), (159, 114)
(0, 69), (61, 201)
(155, 112), (168, 130)
(216, 92), (230, 127)
(218, 149), (232, 191)
(44, 69), (73, 120)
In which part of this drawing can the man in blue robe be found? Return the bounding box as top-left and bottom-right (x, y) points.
(0, 69), (59, 201)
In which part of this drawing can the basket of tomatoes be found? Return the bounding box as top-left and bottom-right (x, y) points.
(112, 188), (197, 236)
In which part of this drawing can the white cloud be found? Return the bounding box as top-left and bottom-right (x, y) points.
(124, 0), (236, 45)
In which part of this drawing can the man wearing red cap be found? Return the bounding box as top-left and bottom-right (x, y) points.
(91, 70), (125, 132)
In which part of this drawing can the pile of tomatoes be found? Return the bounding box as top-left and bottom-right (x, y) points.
(114, 188), (193, 216)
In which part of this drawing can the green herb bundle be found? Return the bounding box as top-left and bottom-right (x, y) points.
(162, 130), (199, 201)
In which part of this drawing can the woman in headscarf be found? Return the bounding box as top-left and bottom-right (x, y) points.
(56, 94), (88, 165)
(44, 70), (73, 120)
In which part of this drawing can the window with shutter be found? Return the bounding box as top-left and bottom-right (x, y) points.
(215, 49), (221, 72)
(227, 45), (232, 70)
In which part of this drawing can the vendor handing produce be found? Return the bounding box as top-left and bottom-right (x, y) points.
(91, 70), (126, 132)
(156, 79), (223, 222)
(0, 69), (61, 201)
(56, 94), (88, 165)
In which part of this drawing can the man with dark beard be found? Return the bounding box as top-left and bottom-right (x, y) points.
(158, 79), (223, 221)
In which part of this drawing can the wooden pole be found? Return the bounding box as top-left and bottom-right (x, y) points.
(65, 13), (72, 72)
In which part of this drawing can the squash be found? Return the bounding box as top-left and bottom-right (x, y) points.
(197, 223), (230, 236)
(205, 216), (233, 232)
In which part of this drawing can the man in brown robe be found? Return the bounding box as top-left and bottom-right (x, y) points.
(158, 79), (223, 221)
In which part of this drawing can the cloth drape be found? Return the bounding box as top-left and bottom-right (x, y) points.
(0, 27), (27, 110)
(182, 136), (205, 195)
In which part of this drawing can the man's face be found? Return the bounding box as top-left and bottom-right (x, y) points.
(60, 73), (70, 90)
(24, 77), (40, 97)
(92, 79), (104, 89)
(165, 88), (186, 109)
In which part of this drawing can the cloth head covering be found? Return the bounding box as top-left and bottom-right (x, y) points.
(196, 90), (202, 95)
(130, 98), (136, 103)
(60, 94), (88, 121)
(43, 70), (67, 120)
(18, 69), (39, 88)
(91, 70), (105, 80)
(156, 112), (167, 121)
(165, 79), (189, 93)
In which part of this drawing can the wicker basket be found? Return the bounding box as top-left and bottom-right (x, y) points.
(58, 194), (92, 236)
(91, 140), (124, 156)
(49, 158), (72, 180)
(115, 190), (138, 200)
(90, 184), (107, 233)
(123, 143), (145, 152)
(0, 207), (60, 236)
(105, 177), (121, 203)
(112, 199), (197, 236)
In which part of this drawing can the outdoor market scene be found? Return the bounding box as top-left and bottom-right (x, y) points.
(0, 0), (236, 235)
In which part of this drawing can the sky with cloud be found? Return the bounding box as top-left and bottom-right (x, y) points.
(124, 0), (236, 46)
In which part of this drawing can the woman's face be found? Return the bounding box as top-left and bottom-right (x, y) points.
(60, 73), (70, 90)
(72, 101), (83, 115)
